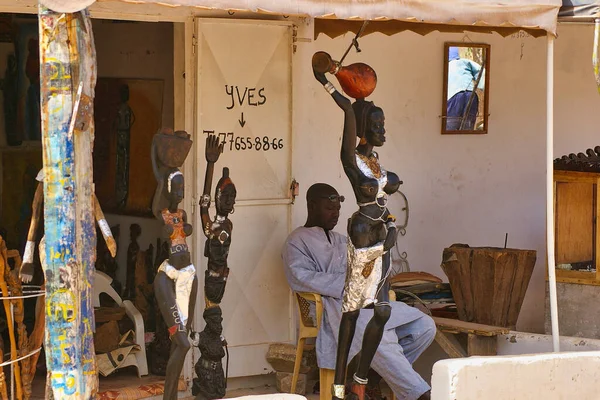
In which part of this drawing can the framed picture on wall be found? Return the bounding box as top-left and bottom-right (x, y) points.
(441, 42), (490, 134)
(93, 78), (164, 217)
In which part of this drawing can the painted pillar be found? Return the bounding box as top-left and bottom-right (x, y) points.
(38, 7), (98, 399)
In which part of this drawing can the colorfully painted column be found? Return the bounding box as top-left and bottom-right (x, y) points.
(39, 6), (98, 398)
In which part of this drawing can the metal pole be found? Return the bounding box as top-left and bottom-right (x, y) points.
(546, 34), (560, 352)
(593, 19), (600, 93)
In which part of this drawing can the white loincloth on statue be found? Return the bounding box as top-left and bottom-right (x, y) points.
(342, 240), (385, 313)
(158, 260), (195, 326)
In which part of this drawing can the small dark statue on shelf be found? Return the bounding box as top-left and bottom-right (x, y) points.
(192, 134), (236, 400)
(151, 128), (198, 400)
(313, 52), (401, 400)
(124, 223), (141, 299)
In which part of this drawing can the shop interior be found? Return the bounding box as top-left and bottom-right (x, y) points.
(0, 12), (177, 396)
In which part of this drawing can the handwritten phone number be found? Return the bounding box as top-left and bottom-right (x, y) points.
(205, 131), (284, 151)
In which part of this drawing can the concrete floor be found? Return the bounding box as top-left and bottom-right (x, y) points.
(30, 374), (397, 400)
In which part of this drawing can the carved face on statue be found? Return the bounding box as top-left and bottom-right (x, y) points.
(215, 168), (236, 216)
(216, 185), (236, 216)
(365, 108), (386, 147)
(353, 100), (386, 148)
(167, 171), (184, 206)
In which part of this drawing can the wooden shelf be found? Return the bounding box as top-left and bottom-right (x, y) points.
(553, 170), (600, 285)
(554, 269), (600, 286)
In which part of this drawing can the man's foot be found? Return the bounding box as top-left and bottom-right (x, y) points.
(417, 390), (431, 400)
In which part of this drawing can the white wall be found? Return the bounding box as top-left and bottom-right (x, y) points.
(292, 21), (548, 332)
(93, 20), (173, 286)
(554, 24), (600, 156)
(431, 351), (600, 400)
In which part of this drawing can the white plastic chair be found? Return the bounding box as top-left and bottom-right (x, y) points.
(93, 271), (148, 377)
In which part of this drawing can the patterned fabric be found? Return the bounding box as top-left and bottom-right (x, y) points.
(97, 378), (187, 400)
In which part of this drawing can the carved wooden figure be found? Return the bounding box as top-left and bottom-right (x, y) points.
(115, 84), (135, 209)
(192, 134), (236, 400)
(20, 170), (117, 282)
(151, 129), (198, 400)
(125, 223), (141, 299)
(313, 52), (400, 400)
(0, 239), (22, 400)
(17, 169), (116, 399)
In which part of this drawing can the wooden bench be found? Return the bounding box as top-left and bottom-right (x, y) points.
(432, 316), (510, 357)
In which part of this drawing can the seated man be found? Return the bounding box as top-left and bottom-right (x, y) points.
(282, 183), (435, 400)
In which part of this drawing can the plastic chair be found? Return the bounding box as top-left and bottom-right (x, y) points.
(292, 292), (334, 400)
(93, 271), (148, 377)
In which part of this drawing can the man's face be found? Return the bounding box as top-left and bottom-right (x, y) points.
(310, 195), (342, 231)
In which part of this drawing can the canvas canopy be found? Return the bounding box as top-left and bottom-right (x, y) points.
(43, 0), (562, 36)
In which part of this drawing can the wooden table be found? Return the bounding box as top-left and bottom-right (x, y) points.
(433, 316), (510, 357)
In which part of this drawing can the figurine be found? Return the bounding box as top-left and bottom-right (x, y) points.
(114, 84), (135, 209)
(313, 52), (400, 400)
(192, 134), (236, 400)
(124, 223), (141, 299)
(151, 129), (197, 400)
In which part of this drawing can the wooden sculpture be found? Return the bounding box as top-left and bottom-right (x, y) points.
(313, 52), (401, 400)
(192, 134), (236, 400)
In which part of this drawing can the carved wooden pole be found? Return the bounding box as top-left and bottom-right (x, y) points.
(39, 6), (98, 398)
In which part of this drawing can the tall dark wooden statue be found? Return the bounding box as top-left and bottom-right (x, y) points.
(192, 134), (236, 400)
(115, 84), (135, 209)
(151, 128), (198, 400)
(313, 52), (400, 400)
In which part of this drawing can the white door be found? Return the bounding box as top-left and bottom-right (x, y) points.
(195, 19), (294, 377)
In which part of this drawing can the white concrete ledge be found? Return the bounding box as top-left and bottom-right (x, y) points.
(225, 395), (307, 400)
(431, 351), (600, 400)
(498, 331), (600, 355)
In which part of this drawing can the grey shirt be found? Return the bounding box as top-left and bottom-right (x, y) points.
(282, 226), (426, 369)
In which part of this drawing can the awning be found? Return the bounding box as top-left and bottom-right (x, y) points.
(43, 0), (562, 36)
(559, 0), (600, 19)
(314, 19), (553, 39)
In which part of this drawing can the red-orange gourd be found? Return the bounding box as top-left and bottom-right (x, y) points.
(312, 51), (377, 99)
